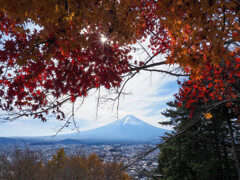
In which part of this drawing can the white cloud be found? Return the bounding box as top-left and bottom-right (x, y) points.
(70, 69), (179, 128)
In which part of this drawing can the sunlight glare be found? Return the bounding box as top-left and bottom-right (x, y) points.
(100, 35), (108, 43)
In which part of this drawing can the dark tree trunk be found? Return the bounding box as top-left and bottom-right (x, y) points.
(226, 113), (240, 180)
(221, 131), (231, 180)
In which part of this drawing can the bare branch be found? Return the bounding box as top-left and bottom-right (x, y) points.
(95, 88), (101, 120)
(137, 41), (151, 58)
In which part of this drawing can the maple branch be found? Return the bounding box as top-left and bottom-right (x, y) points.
(65, 0), (68, 11)
(233, 0), (240, 6)
(0, 87), (93, 123)
(99, 41), (158, 117)
(0, 96), (70, 122)
(113, 72), (137, 119)
(127, 47), (163, 78)
(224, 39), (239, 49)
(142, 68), (189, 77)
(0, 13), (4, 22)
(53, 101), (79, 136)
(95, 88), (101, 120)
(149, 30), (160, 39)
(222, 5), (226, 31)
(106, 45), (178, 117)
(224, 39), (235, 45)
(130, 61), (166, 71)
(71, 101), (80, 132)
(54, 115), (72, 136)
(137, 41), (151, 58)
(109, 0), (117, 34)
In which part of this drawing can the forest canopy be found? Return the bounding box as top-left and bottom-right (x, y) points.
(0, 0), (239, 123)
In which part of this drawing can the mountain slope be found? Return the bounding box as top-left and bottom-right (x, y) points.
(0, 115), (170, 145)
(55, 115), (170, 144)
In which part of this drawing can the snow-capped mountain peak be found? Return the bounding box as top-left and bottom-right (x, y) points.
(115, 115), (145, 126)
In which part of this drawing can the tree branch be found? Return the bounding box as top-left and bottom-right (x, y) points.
(130, 61), (167, 71)
(142, 68), (189, 77)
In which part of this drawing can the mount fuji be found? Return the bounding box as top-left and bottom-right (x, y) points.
(0, 115), (170, 145)
(50, 115), (170, 144)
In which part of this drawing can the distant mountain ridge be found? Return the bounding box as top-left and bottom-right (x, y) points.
(0, 115), (170, 145)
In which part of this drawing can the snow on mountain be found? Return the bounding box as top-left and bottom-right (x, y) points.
(53, 115), (170, 144)
(114, 115), (146, 126)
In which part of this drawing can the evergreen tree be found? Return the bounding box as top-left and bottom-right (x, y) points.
(158, 102), (239, 180)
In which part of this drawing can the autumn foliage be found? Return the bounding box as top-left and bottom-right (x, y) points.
(150, 0), (240, 118)
(175, 57), (240, 119)
(0, 0), (239, 121)
(0, 147), (131, 180)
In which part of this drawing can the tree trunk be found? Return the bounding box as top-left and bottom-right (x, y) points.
(221, 131), (231, 180)
(226, 116), (240, 180)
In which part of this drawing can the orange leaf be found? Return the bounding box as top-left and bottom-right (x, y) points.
(204, 112), (212, 119)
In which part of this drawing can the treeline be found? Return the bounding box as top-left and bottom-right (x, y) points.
(157, 101), (240, 180)
(0, 147), (131, 180)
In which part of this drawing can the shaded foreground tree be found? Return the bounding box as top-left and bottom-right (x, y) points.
(0, 0), (239, 124)
(0, 147), (131, 180)
(157, 101), (240, 180)
(174, 58), (240, 177)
